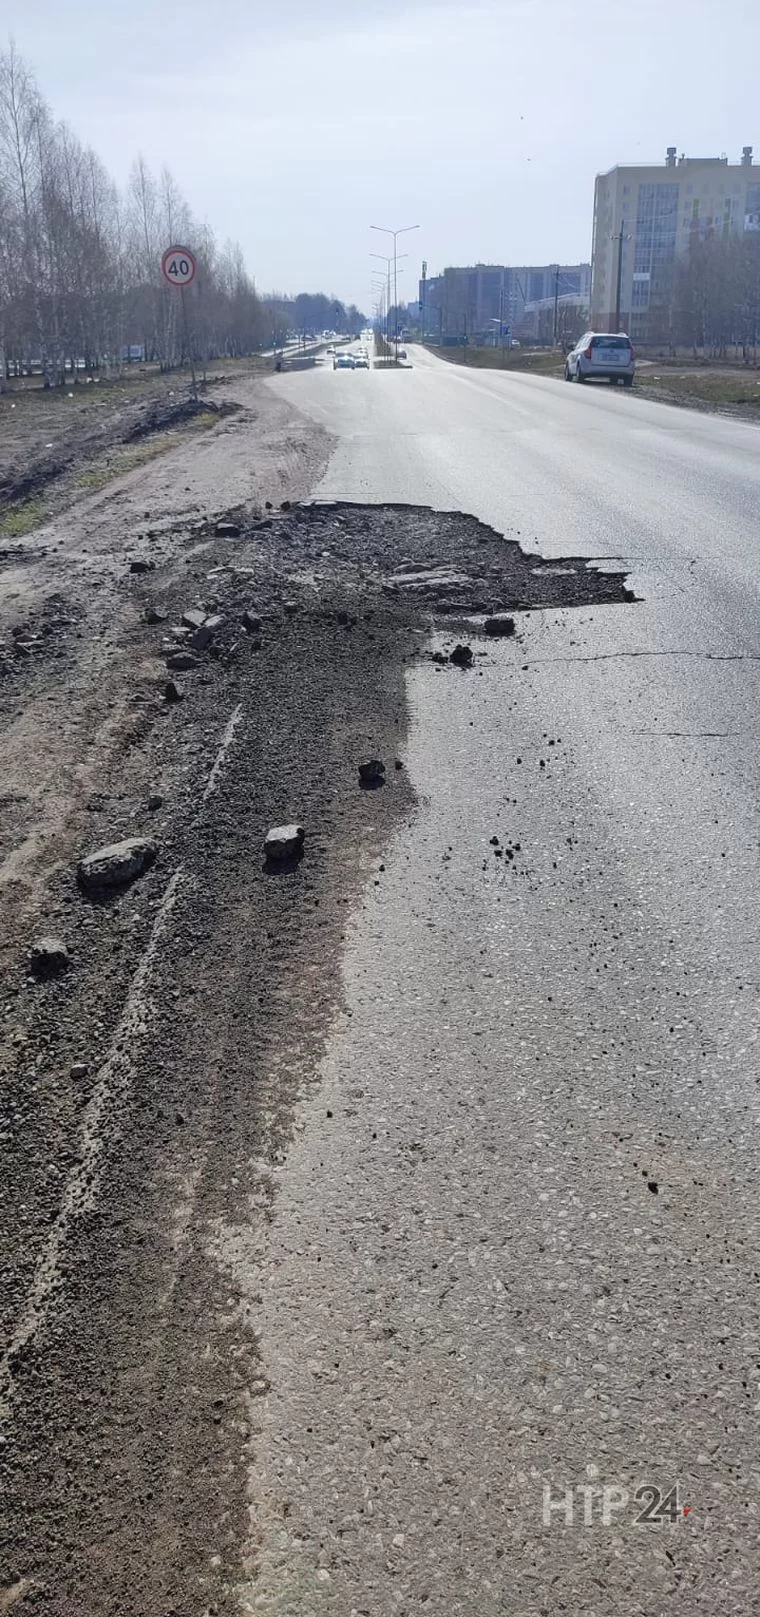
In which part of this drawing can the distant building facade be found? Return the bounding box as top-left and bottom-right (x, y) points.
(420, 263), (590, 343)
(591, 145), (759, 340)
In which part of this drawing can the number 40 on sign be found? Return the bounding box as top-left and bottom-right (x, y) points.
(161, 246), (196, 287)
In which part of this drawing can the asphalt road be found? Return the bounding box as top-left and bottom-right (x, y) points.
(249, 351), (760, 1613)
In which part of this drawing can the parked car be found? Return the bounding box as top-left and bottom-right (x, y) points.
(333, 351), (354, 370)
(565, 332), (635, 386)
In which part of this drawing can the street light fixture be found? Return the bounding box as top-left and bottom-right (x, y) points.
(371, 252), (407, 351)
(371, 224), (419, 360)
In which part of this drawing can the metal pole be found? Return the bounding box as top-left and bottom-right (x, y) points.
(371, 224), (419, 359)
(180, 285), (198, 402)
(553, 266), (560, 347)
(614, 223), (625, 331)
(393, 239), (398, 361)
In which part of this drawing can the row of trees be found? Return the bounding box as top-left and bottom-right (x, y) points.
(266, 291), (365, 341)
(0, 45), (364, 388)
(650, 232), (760, 354)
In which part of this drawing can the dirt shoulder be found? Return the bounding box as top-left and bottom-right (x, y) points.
(0, 361), (279, 535)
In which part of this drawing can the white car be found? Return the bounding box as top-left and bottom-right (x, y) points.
(353, 351), (370, 369)
(565, 332), (635, 386)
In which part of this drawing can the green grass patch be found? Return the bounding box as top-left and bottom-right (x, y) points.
(0, 497), (47, 537)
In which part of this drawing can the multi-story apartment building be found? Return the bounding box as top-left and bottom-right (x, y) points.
(421, 262), (590, 342)
(591, 145), (760, 340)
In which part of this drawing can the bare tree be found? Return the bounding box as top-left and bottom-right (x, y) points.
(0, 45), (361, 388)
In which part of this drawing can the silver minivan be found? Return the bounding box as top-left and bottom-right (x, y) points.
(565, 332), (635, 386)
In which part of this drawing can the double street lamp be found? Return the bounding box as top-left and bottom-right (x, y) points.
(370, 223), (419, 361)
(371, 252), (406, 352)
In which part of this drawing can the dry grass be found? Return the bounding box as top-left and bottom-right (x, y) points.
(635, 369), (760, 410)
(0, 404), (223, 536)
(427, 344), (565, 377)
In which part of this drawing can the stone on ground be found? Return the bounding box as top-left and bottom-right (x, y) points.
(77, 837), (157, 894)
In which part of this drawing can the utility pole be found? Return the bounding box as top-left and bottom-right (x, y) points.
(421, 260), (427, 345)
(612, 221), (629, 331)
(553, 265), (561, 347)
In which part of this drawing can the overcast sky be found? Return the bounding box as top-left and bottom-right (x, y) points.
(10, 0), (760, 311)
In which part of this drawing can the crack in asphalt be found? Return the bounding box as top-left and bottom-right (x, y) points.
(628, 729), (738, 737)
(524, 649), (760, 665)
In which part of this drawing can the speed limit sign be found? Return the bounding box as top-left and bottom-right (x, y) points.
(161, 246), (197, 287)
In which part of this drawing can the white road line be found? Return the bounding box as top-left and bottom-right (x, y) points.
(0, 867), (184, 1415)
(1, 705), (245, 1415)
(203, 702), (244, 802)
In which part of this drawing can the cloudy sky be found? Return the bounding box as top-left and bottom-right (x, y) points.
(11, 0), (760, 311)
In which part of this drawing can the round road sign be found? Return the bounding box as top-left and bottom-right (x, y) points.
(161, 246), (197, 287)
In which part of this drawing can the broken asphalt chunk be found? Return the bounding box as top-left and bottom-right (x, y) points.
(483, 614), (516, 637)
(166, 650), (201, 672)
(264, 823), (305, 863)
(77, 836), (157, 895)
(358, 759), (386, 787)
(450, 643), (473, 667)
(30, 937), (70, 978)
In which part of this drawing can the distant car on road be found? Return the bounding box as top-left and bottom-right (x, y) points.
(333, 351), (354, 370)
(565, 332), (635, 386)
(353, 350), (370, 369)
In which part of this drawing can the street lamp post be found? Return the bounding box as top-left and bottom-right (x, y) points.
(371, 253), (392, 349)
(371, 273), (387, 344)
(612, 222), (631, 331)
(371, 251), (407, 353)
(371, 224), (419, 361)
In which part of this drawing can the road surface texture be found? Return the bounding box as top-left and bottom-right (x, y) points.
(2, 347), (760, 1615)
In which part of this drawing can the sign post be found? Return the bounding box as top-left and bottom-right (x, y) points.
(161, 245), (198, 401)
